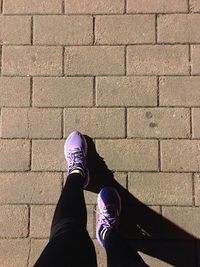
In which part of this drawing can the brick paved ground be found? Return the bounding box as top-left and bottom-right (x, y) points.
(0, 0), (200, 266)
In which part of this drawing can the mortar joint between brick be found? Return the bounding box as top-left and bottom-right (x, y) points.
(124, 0), (127, 14)
(30, 77), (33, 107)
(124, 45), (127, 75)
(29, 139), (32, 171)
(27, 237), (31, 267)
(190, 107), (193, 139)
(30, 16), (34, 45)
(92, 16), (95, 45)
(93, 76), (96, 106)
(157, 76), (160, 107)
(189, 44), (192, 75)
(187, 0), (191, 13)
(155, 14), (158, 44)
(62, 0), (65, 14)
(125, 107), (127, 138)
(192, 173), (195, 206)
(158, 140), (161, 172)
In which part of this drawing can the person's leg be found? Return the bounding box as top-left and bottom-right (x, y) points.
(96, 187), (149, 267)
(34, 131), (97, 267)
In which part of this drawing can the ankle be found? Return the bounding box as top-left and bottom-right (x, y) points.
(70, 168), (85, 177)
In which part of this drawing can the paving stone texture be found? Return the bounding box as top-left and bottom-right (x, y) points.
(0, 0), (200, 266)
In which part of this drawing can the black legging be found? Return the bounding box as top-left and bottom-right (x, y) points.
(33, 173), (148, 267)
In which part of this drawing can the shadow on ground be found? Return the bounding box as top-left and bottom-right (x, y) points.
(85, 135), (199, 267)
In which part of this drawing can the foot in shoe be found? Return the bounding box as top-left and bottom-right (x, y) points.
(96, 187), (121, 247)
(64, 131), (89, 188)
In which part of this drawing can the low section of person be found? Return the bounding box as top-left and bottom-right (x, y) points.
(34, 131), (148, 267)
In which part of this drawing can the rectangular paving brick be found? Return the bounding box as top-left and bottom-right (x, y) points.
(158, 14), (200, 43)
(33, 77), (93, 107)
(0, 205), (28, 237)
(1, 108), (62, 138)
(64, 108), (125, 138)
(1, 108), (28, 138)
(0, 16), (31, 44)
(159, 76), (200, 106)
(127, 45), (189, 75)
(96, 76), (157, 106)
(161, 140), (200, 171)
(191, 45), (200, 75)
(32, 140), (66, 171)
(192, 108), (200, 138)
(29, 239), (48, 267)
(162, 207), (200, 239)
(3, 0), (62, 14)
(0, 239), (29, 267)
(0, 77), (30, 107)
(65, 0), (125, 14)
(0, 172), (62, 204)
(30, 205), (55, 238)
(0, 140), (30, 171)
(127, 108), (190, 138)
(2, 46), (62, 76)
(190, 0), (200, 12)
(96, 139), (158, 171)
(65, 46), (125, 75)
(128, 172), (193, 205)
(34, 15), (93, 45)
(127, 0), (188, 13)
(95, 15), (155, 44)
(194, 174), (200, 206)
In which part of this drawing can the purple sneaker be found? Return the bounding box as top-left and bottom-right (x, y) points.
(64, 131), (89, 188)
(96, 187), (121, 247)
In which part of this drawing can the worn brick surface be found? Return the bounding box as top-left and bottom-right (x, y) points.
(127, 0), (188, 13)
(65, 0), (125, 14)
(127, 108), (190, 138)
(162, 207), (200, 239)
(32, 140), (65, 171)
(127, 45), (189, 75)
(0, 16), (31, 44)
(30, 205), (55, 238)
(159, 76), (200, 106)
(2, 46), (62, 76)
(33, 77), (93, 107)
(3, 0), (62, 14)
(0, 205), (28, 237)
(192, 108), (200, 138)
(95, 15), (155, 44)
(0, 140), (30, 171)
(29, 239), (48, 267)
(128, 172), (193, 205)
(161, 140), (200, 171)
(96, 140), (158, 171)
(96, 76), (157, 106)
(65, 46), (125, 75)
(34, 15), (93, 45)
(0, 172), (62, 204)
(191, 45), (200, 75)
(1, 108), (62, 138)
(64, 108), (125, 138)
(0, 77), (30, 107)
(194, 174), (200, 206)
(0, 239), (30, 267)
(1, 1), (200, 266)
(190, 0), (200, 12)
(158, 14), (200, 43)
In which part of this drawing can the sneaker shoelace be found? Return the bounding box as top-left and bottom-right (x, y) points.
(95, 206), (118, 230)
(67, 148), (85, 172)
